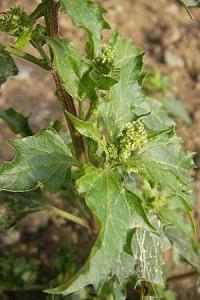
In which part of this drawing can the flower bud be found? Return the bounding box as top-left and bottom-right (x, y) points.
(0, 6), (29, 37)
(94, 45), (116, 74)
(31, 24), (47, 46)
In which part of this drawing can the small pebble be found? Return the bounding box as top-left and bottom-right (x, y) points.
(164, 50), (184, 67)
(162, 27), (181, 46)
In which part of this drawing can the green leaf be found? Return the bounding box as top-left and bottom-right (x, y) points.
(159, 208), (200, 270)
(153, 286), (176, 300)
(0, 129), (72, 192)
(15, 28), (32, 49)
(143, 71), (170, 94)
(0, 47), (18, 86)
(113, 35), (140, 68)
(113, 281), (126, 300)
(48, 38), (97, 101)
(162, 97), (191, 125)
(85, 138), (98, 164)
(60, 0), (110, 56)
(47, 166), (154, 295)
(99, 55), (143, 137)
(65, 111), (106, 151)
(164, 225), (200, 270)
(133, 97), (175, 132)
(0, 108), (33, 136)
(163, 290), (176, 300)
(132, 132), (194, 194)
(159, 207), (192, 237)
(129, 132), (195, 232)
(0, 190), (47, 230)
(89, 69), (118, 90)
(178, 195), (196, 236)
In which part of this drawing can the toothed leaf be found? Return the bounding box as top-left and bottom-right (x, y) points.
(128, 132), (194, 232)
(131, 132), (194, 194)
(48, 38), (97, 101)
(99, 54), (144, 137)
(60, 0), (110, 56)
(47, 166), (154, 295)
(133, 97), (175, 132)
(0, 129), (72, 192)
(113, 36), (140, 68)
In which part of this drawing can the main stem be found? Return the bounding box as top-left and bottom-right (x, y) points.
(44, 0), (87, 163)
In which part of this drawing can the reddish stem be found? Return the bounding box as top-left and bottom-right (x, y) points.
(44, 0), (87, 163)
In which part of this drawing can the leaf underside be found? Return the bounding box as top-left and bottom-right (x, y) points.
(0, 190), (47, 230)
(0, 108), (33, 136)
(0, 47), (18, 86)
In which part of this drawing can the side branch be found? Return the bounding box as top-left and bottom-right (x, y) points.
(0, 43), (50, 70)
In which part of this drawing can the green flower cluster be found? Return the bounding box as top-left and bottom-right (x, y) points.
(106, 143), (118, 165)
(0, 6), (29, 37)
(94, 45), (116, 74)
(101, 45), (115, 65)
(31, 24), (47, 46)
(118, 120), (147, 161)
(105, 120), (147, 165)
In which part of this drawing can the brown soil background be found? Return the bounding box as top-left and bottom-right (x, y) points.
(0, 0), (200, 299)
